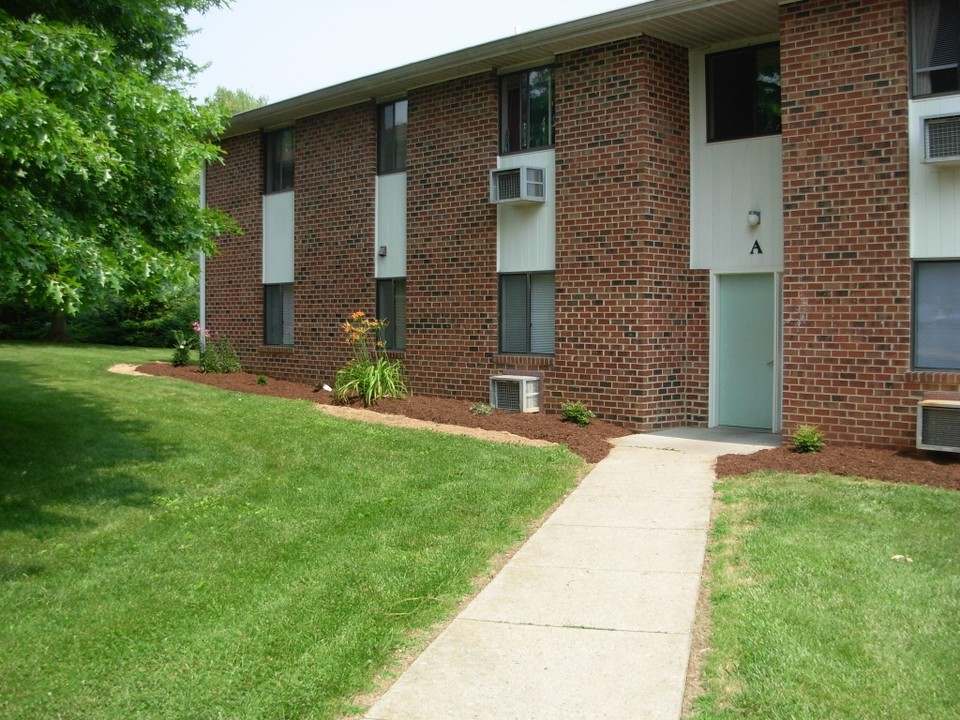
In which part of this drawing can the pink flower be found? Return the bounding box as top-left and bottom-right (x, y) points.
(192, 321), (211, 339)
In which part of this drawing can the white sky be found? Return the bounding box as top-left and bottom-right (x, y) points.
(184, 1), (649, 104)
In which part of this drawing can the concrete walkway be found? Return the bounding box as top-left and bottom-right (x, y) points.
(363, 428), (779, 720)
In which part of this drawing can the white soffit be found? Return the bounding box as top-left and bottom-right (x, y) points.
(225, 0), (780, 137)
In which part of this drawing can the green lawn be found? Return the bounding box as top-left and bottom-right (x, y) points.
(692, 471), (960, 720)
(0, 343), (582, 719)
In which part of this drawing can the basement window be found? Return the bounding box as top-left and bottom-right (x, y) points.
(500, 272), (555, 355)
(376, 278), (407, 350)
(913, 260), (960, 370)
(264, 283), (294, 346)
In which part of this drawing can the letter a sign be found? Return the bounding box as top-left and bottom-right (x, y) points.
(750, 240), (763, 255)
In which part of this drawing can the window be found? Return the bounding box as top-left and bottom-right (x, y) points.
(500, 273), (554, 354)
(500, 67), (554, 154)
(378, 100), (408, 174)
(264, 283), (294, 346)
(706, 43), (781, 142)
(265, 127), (294, 193)
(376, 278), (406, 350)
(912, 0), (960, 96)
(913, 261), (960, 370)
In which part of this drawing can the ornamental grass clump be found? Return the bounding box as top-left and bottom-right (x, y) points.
(334, 311), (407, 405)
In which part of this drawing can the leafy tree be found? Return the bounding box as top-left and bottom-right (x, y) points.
(208, 85), (268, 116)
(0, 1), (236, 321)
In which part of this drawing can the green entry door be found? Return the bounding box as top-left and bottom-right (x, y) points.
(716, 273), (777, 429)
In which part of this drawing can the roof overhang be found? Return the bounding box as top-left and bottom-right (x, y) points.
(223, 0), (782, 138)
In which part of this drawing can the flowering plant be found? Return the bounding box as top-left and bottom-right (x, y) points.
(171, 329), (192, 367)
(192, 320), (211, 340)
(334, 310), (407, 405)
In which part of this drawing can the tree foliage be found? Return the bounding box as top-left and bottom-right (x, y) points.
(208, 86), (268, 116)
(0, 2), (236, 314)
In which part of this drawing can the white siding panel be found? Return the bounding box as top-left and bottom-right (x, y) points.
(263, 191), (294, 284)
(376, 172), (407, 278)
(690, 49), (783, 272)
(497, 149), (555, 273)
(910, 97), (960, 259)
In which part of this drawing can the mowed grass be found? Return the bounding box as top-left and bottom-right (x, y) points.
(0, 343), (582, 719)
(692, 471), (960, 720)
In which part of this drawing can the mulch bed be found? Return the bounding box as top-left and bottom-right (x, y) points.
(716, 444), (958, 491)
(136, 363), (959, 489)
(137, 363), (628, 464)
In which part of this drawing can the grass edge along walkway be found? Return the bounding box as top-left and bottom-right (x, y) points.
(690, 470), (960, 720)
(0, 343), (583, 719)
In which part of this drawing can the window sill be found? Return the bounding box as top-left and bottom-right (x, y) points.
(498, 145), (556, 157)
(260, 344), (294, 353)
(905, 369), (960, 383)
(495, 354), (554, 368)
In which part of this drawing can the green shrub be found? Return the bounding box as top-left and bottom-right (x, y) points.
(199, 333), (241, 374)
(793, 424), (825, 453)
(561, 400), (595, 427)
(470, 402), (493, 416)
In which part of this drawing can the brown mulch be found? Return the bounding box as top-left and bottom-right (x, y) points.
(135, 363), (629, 464)
(134, 363), (959, 489)
(717, 444), (958, 491)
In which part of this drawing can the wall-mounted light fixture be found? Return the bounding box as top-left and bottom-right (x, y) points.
(378, 245), (388, 257)
(747, 210), (761, 227)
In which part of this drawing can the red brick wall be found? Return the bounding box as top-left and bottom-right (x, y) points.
(204, 133), (263, 352)
(780, 0), (959, 447)
(205, 38), (706, 432)
(205, 104), (377, 384)
(401, 73), (500, 399)
(553, 36), (703, 429)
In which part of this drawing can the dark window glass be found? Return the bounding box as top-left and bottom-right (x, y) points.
(913, 261), (960, 370)
(265, 127), (294, 193)
(376, 278), (407, 350)
(707, 44), (781, 142)
(378, 100), (408, 174)
(264, 283), (294, 345)
(912, 0), (960, 96)
(500, 67), (554, 154)
(499, 272), (554, 354)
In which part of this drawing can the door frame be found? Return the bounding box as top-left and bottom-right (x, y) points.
(708, 270), (782, 432)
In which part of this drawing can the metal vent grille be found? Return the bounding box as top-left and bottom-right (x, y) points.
(496, 171), (521, 201)
(924, 115), (960, 162)
(489, 375), (540, 413)
(917, 401), (960, 453)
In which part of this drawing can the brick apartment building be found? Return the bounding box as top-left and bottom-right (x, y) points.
(202, 0), (960, 449)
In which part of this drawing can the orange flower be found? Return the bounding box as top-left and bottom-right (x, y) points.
(351, 310), (365, 320)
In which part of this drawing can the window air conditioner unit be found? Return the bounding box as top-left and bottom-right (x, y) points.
(489, 166), (546, 204)
(922, 114), (960, 167)
(917, 399), (960, 453)
(489, 375), (540, 413)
